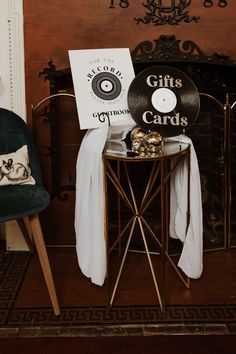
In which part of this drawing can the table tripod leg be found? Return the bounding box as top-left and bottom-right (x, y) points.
(138, 217), (164, 312)
(109, 216), (137, 308)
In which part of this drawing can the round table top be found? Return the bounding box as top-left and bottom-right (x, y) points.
(103, 139), (190, 162)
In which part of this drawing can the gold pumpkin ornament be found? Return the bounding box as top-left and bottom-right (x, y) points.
(130, 126), (147, 142)
(131, 126), (147, 152)
(144, 132), (163, 153)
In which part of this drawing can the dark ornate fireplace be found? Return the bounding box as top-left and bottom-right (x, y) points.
(33, 35), (236, 250)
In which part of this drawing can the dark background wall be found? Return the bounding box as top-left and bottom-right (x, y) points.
(23, 0), (236, 245)
(23, 1), (236, 119)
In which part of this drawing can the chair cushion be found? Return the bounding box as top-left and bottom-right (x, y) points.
(0, 145), (35, 186)
(0, 108), (44, 186)
(0, 184), (50, 222)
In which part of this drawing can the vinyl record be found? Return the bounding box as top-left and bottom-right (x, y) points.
(128, 65), (200, 137)
(91, 72), (122, 101)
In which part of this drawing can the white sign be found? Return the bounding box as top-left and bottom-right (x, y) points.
(68, 48), (135, 129)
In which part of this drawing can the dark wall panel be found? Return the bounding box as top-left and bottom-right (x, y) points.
(24, 1), (236, 118)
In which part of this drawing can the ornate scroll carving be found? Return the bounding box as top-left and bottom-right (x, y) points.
(135, 0), (200, 25)
(131, 35), (236, 67)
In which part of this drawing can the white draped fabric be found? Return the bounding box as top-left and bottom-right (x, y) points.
(75, 131), (203, 286)
(74, 125), (109, 286)
(169, 135), (203, 279)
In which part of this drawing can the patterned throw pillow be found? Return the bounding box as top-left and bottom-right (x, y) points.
(0, 145), (35, 186)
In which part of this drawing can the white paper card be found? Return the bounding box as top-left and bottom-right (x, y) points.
(68, 48), (135, 129)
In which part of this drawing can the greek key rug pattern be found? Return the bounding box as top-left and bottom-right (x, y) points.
(0, 251), (31, 309)
(0, 251), (236, 327)
(5, 305), (236, 326)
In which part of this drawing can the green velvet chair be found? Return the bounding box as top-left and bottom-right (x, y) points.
(0, 107), (60, 316)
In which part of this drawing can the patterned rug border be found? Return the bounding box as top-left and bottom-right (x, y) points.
(3, 304), (236, 326)
(1, 251), (236, 327)
(0, 252), (31, 309)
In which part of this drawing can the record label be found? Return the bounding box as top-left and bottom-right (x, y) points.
(128, 65), (200, 137)
(151, 87), (177, 113)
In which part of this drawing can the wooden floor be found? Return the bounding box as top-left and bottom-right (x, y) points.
(15, 246), (236, 309)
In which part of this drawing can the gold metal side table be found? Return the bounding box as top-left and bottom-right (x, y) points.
(103, 139), (191, 313)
